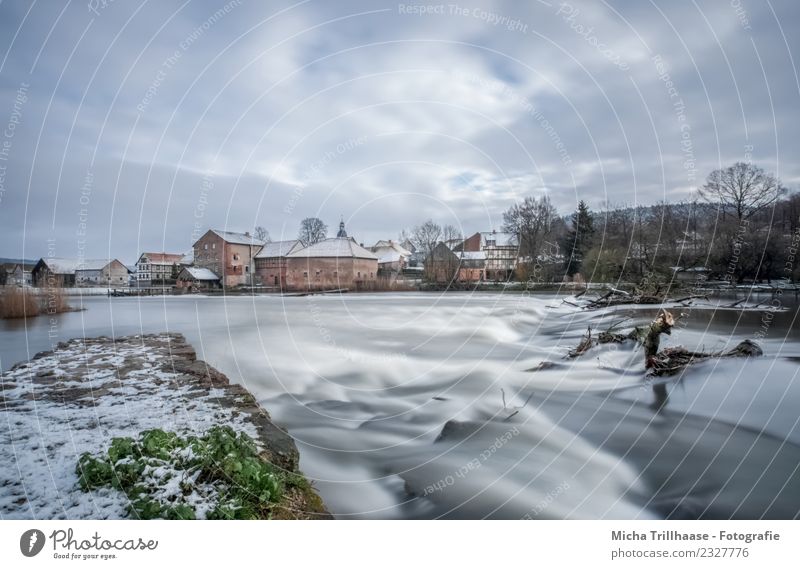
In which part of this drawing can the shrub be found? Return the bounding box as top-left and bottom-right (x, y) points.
(77, 426), (292, 520)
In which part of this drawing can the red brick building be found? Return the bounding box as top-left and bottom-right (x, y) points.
(254, 240), (303, 289)
(285, 237), (378, 291)
(192, 229), (266, 288)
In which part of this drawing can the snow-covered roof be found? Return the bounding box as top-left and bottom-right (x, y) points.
(76, 259), (119, 271)
(137, 252), (184, 265)
(40, 258), (118, 273)
(255, 240), (302, 258)
(288, 238), (379, 260)
(209, 229), (266, 246)
(458, 251), (487, 261)
(481, 231), (517, 247)
(38, 258), (79, 274)
(181, 267), (219, 281)
(371, 240), (413, 258)
(378, 251), (403, 264)
(180, 250), (194, 265)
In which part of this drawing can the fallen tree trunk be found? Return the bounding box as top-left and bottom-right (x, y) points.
(648, 339), (763, 376)
(558, 309), (762, 377)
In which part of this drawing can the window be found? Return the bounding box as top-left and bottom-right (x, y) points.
(233, 253), (239, 261)
(204, 244), (208, 250)
(212, 243), (216, 250)
(245, 266), (249, 272)
(303, 271), (308, 278)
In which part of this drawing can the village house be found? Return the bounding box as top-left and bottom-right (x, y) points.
(32, 258), (128, 288)
(74, 259), (130, 287)
(424, 243), (485, 284)
(285, 223), (378, 291)
(134, 252), (184, 287)
(452, 232), (481, 253)
(176, 266), (221, 291)
(254, 240), (303, 289)
(192, 229), (266, 288)
(480, 230), (518, 281)
(1, 262), (34, 287)
(457, 251), (486, 282)
(32, 258), (77, 287)
(451, 230), (518, 280)
(370, 240), (412, 278)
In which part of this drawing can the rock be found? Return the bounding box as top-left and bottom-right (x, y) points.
(435, 420), (482, 443)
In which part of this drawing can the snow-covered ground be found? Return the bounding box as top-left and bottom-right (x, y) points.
(0, 334), (266, 519)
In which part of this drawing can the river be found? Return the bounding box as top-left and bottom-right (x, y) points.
(2, 292), (799, 519)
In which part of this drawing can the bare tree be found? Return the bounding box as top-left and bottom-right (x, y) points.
(254, 225), (271, 243)
(502, 195), (558, 260)
(442, 224), (463, 247)
(698, 162), (786, 222)
(411, 219), (442, 258)
(298, 217), (328, 246)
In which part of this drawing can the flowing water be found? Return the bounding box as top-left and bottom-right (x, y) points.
(2, 292), (800, 519)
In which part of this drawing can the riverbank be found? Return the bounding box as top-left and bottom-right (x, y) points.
(0, 333), (329, 519)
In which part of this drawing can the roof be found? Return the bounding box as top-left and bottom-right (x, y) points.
(254, 240), (302, 259)
(458, 251), (487, 261)
(137, 252), (184, 265)
(287, 238), (379, 260)
(209, 229), (266, 246)
(2, 262), (35, 272)
(180, 267), (219, 281)
(38, 258), (118, 273)
(180, 250), (194, 265)
(371, 240), (413, 258)
(481, 231), (517, 248)
(377, 251), (403, 264)
(75, 259), (119, 271)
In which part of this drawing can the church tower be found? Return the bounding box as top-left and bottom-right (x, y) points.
(336, 218), (348, 238)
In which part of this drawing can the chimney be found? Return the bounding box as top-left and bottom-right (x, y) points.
(245, 231), (251, 237)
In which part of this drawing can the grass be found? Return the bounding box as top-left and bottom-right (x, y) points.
(0, 287), (40, 318)
(0, 287), (72, 319)
(76, 426), (317, 520)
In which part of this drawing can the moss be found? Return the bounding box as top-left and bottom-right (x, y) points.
(76, 426), (324, 520)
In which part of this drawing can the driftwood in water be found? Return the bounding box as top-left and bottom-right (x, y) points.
(559, 309), (762, 376)
(566, 326), (594, 358)
(648, 339), (763, 376)
(643, 310), (675, 369)
(577, 288), (708, 309)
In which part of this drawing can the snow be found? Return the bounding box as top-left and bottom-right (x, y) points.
(210, 229), (266, 246)
(41, 258), (119, 273)
(288, 237), (379, 260)
(480, 231), (517, 247)
(458, 251), (487, 261)
(181, 267), (219, 281)
(254, 240), (302, 259)
(0, 334), (261, 519)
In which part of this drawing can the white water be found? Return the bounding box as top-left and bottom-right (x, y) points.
(2, 292), (799, 519)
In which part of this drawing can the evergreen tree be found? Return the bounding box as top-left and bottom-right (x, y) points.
(562, 200), (594, 277)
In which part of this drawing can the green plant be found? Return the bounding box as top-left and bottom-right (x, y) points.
(76, 426), (289, 520)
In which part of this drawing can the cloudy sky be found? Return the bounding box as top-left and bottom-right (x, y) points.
(0, 0), (798, 262)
